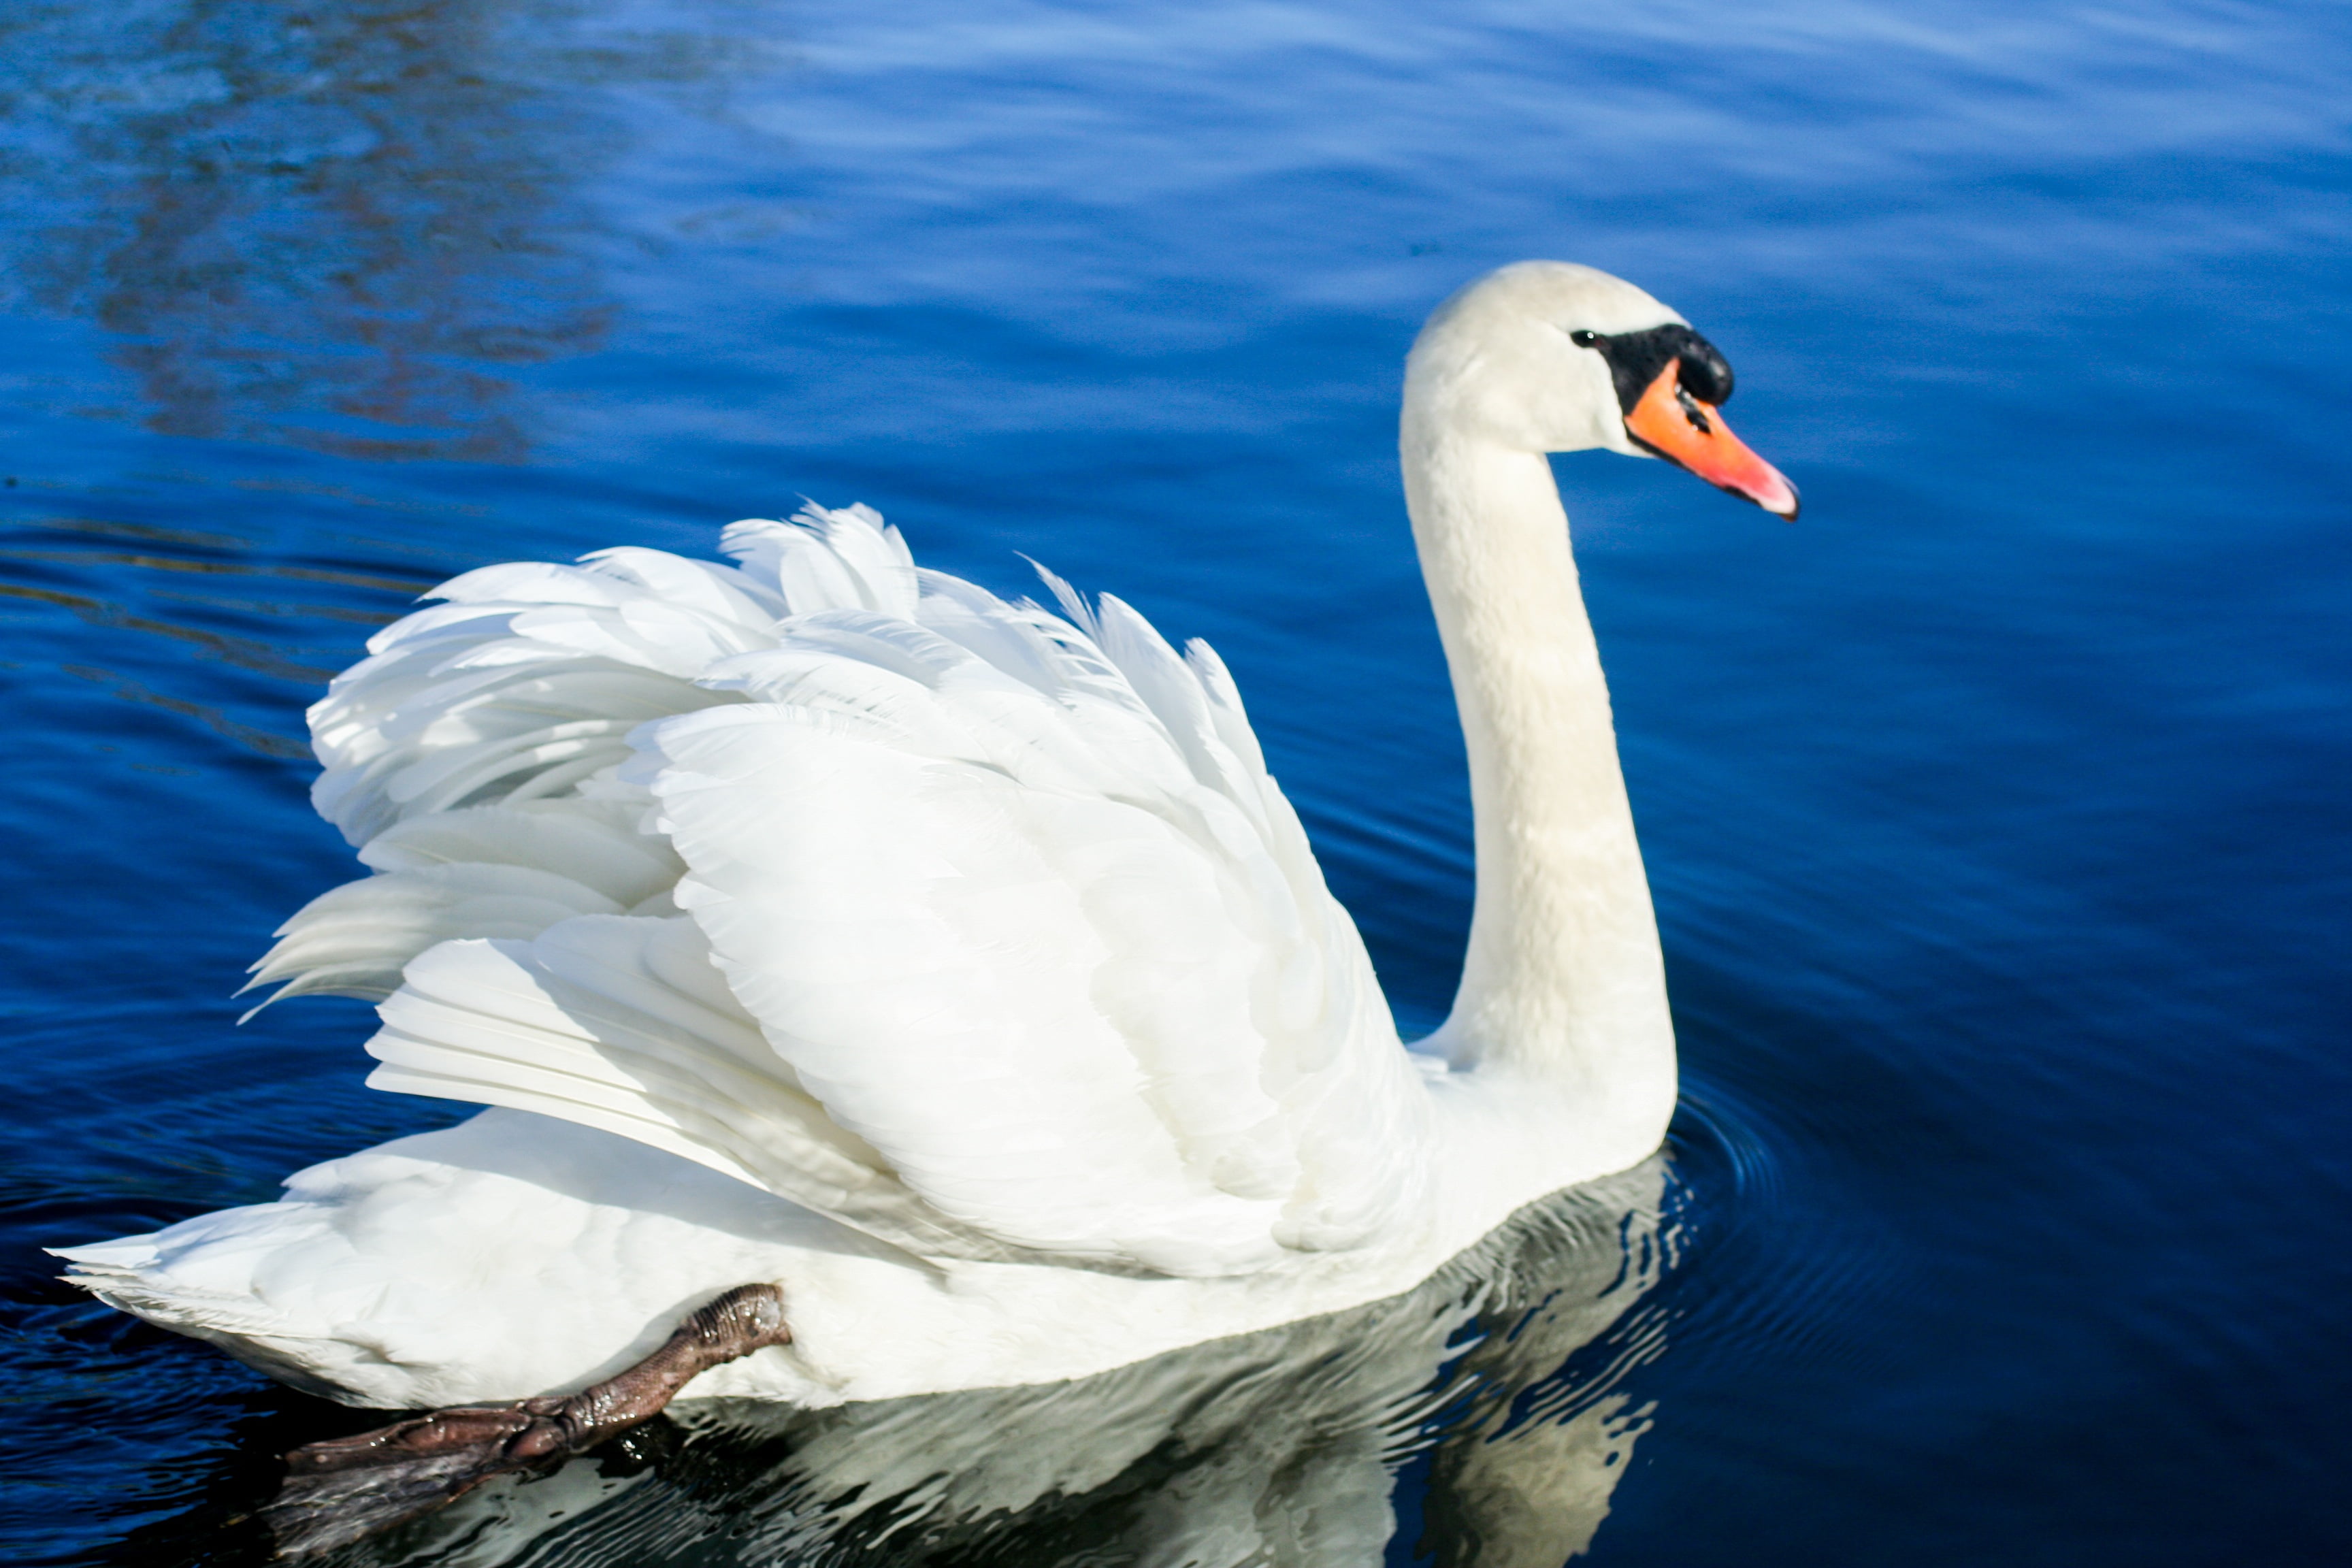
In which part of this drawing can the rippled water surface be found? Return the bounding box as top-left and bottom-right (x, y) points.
(3, 1), (2348, 1563)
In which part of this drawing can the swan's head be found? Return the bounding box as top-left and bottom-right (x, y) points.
(1407, 261), (1799, 518)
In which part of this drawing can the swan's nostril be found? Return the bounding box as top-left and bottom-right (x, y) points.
(1676, 387), (1714, 434)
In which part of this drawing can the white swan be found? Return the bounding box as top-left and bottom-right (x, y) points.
(59, 263), (1793, 1427)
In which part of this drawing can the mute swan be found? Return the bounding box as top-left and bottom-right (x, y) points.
(58, 261), (1791, 1524)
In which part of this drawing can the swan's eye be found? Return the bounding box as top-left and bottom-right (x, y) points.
(1569, 329), (1603, 348)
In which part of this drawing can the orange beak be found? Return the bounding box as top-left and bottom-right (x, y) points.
(1623, 359), (1799, 519)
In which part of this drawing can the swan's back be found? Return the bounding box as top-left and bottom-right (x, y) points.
(253, 504), (1431, 1278)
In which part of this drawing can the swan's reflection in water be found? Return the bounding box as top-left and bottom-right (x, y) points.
(339, 1158), (1678, 1568)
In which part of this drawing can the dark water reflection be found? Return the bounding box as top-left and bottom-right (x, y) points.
(1, 0), (766, 460)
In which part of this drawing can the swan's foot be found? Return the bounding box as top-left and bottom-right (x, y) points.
(260, 1283), (790, 1556)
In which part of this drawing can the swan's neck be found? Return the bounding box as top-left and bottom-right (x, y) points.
(1402, 415), (1676, 1130)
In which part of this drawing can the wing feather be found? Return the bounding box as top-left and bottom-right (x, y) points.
(264, 502), (1431, 1277)
(367, 916), (1000, 1260)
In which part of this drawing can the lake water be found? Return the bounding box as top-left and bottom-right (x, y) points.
(2, 1), (2347, 1563)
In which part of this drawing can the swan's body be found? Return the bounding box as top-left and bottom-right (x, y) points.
(60, 263), (1793, 1411)
(270, 1165), (1671, 1566)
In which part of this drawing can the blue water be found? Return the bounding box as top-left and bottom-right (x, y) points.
(3, 0), (2348, 1561)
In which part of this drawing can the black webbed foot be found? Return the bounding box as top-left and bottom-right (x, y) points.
(261, 1283), (791, 1556)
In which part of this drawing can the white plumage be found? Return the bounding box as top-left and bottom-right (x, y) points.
(257, 500), (1431, 1279)
(61, 262), (1795, 1410)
